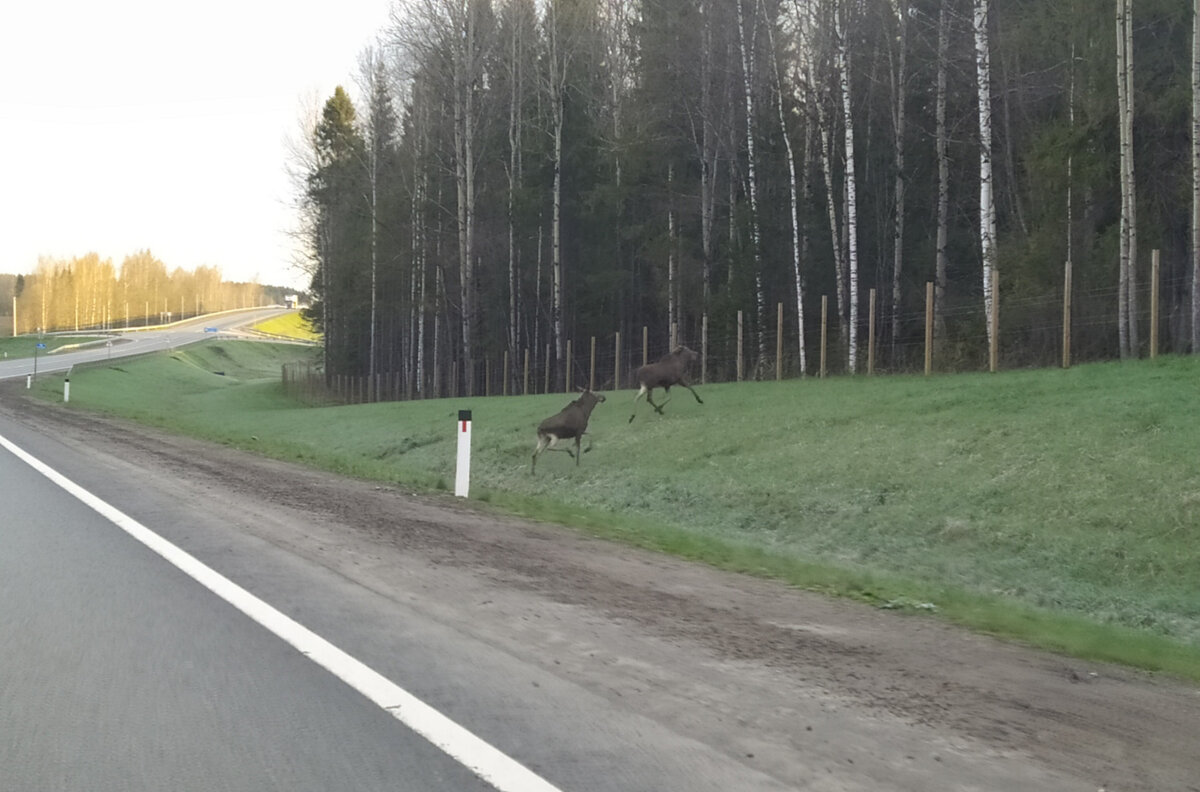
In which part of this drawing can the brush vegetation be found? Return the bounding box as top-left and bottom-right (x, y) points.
(32, 341), (1200, 680)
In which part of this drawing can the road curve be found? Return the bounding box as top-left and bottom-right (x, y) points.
(0, 307), (294, 382)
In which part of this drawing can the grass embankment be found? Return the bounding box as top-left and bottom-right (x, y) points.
(1, 335), (106, 360)
(33, 342), (1200, 680)
(250, 311), (320, 342)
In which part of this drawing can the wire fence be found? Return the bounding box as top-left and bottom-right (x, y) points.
(282, 267), (1194, 406)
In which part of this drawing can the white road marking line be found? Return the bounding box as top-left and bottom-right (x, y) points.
(0, 432), (565, 792)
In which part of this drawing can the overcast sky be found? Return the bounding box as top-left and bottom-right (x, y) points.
(0, 0), (394, 291)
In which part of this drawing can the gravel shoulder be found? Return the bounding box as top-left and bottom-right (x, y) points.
(4, 387), (1198, 791)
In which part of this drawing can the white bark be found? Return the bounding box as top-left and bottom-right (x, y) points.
(835, 1), (859, 373)
(765, 0), (806, 374)
(975, 0), (997, 349)
(545, 0), (574, 387)
(736, 0), (767, 372)
(1116, 0), (1138, 358)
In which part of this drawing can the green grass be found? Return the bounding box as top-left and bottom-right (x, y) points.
(250, 311), (320, 342)
(33, 342), (1200, 680)
(1, 335), (107, 360)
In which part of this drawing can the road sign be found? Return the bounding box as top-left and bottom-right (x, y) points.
(35, 343), (46, 349)
(205, 327), (219, 333)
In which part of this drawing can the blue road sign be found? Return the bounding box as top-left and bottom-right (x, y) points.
(35, 343), (46, 349)
(204, 327), (218, 333)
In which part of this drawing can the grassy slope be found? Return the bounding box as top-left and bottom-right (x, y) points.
(1, 336), (106, 360)
(34, 342), (1200, 679)
(250, 311), (320, 342)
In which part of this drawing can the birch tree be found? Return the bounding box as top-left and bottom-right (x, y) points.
(766, 0), (806, 374)
(736, 0), (767, 372)
(1116, 0), (1138, 358)
(975, 0), (997, 350)
(835, 0), (860, 373)
(543, 0), (581, 387)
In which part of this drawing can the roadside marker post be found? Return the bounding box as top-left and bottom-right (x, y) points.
(64, 378), (70, 403)
(455, 409), (472, 498)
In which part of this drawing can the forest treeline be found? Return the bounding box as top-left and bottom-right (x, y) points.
(1, 253), (284, 336)
(298, 0), (1199, 395)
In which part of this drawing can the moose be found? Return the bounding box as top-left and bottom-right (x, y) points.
(531, 389), (607, 474)
(629, 345), (703, 422)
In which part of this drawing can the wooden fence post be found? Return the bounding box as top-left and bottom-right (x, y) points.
(701, 313), (708, 384)
(925, 281), (934, 376)
(776, 302), (783, 381)
(544, 343), (551, 395)
(1150, 249), (1160, 359)
(503, 351), (509, 396)
(820, 296), (828, 378)
(614, 331), (622, 391)
(523, 348), (530, 395)
(1063, 260), (1072, 369)
(485, 358), (491, 397)
(737, 310), (744, 382)
(868, 288), (876, 376)
(642, 325), (649, 367)
(671, 322), (678, 349)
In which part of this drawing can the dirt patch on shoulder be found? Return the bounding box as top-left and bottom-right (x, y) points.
(4, 387), (1198, 791)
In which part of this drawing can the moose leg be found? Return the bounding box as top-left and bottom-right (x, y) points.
(575, 435), (582, 465)
(681, 380), (704, 404)
(532, 433), (555, 474)
(648, 388), (670, 415)
(629, 385), (649, 423)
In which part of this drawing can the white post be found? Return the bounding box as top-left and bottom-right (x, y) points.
(455, 409), (472, 498)
(26, 375), (31, 389)
(64, 378), (70, 403)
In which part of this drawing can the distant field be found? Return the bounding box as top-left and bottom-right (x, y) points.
(31, 341), (1200, 679)
(251, 311), (320, 342)
(0, 335), (106, 361)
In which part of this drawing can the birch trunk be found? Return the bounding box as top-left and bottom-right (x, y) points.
(736, 0), (767, 374)
(975, 0), (997, 349)
(765, 0), (806, 374)
(818, 108), (847, 347)
(452, 2), (480, 393)
(835, 1), (859, 373)
(1124, 0), (1139, 356)
(935, 0), (949, 339)
(1116, 0), (1138, 358)
(547, 0), (570, 388)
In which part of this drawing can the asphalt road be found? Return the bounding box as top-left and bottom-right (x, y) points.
(0, 423), (503, 792)
(0, 406), (810, 792)
(0, 307), (293, 382)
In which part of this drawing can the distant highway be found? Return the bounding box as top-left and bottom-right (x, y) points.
(0, 307), (293, 382)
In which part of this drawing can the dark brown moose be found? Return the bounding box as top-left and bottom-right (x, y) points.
(531, 389), (606, 474)
(629, 345), (703, 423)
